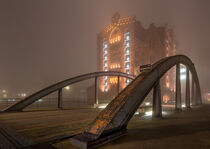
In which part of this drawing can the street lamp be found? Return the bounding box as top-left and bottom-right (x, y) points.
(65, 86), (70, 90)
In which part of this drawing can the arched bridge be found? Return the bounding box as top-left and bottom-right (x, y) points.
(70, 55), (202, 149)
(3, 71), (135, 112)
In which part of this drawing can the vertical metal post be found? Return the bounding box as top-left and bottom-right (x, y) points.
(152, 80), (162, 118)
(58, 88), (62, 109)
(195, 84), (202, 105)
(95, 76), (98, 105)
(191, 75), (195, 105)
(186, 67), (190, 108)
(175, 64), (182, 110)
(117, 76), (120, 94)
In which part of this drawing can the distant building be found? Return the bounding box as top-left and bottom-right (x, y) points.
(97, 12), (177, 102)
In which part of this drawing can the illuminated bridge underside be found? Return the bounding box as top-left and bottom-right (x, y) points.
(71, 55), (202, 148)
(3, 72), (135, 112)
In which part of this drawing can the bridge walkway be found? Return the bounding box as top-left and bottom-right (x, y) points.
(55, 105), (210, 149)
(0, 108), (102, 144)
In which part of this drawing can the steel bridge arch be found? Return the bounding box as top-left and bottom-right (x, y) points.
(70, 55), (202, 148)
(3, 71), (135, 112)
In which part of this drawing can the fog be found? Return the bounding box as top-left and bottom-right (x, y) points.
(0, 0), (209, 96)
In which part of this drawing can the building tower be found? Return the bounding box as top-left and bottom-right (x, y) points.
(97, 12), (176, 102)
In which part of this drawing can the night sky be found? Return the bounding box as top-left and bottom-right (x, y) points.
(0, 0), (210, 97)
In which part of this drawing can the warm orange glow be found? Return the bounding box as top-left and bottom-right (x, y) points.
(110, 77), (118, 84)
(110, 35), (121, 44)
(110, 64), (120, 69)
(166, 82), (170, 88)
(163, 95), (170, 103)
(166, 74), (170, 88)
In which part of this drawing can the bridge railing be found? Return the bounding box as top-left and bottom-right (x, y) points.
(2, 71), (135, 111)
(0, 98), (22, 110)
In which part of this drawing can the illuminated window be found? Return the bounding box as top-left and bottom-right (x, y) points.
(126, 41), (130, 47)
(104, 81), (107, 86)
(110, 77), (118, 84)
(126, 48), (129, 55)
(126, 35), (130, 41)
(126, 78), (130, 85)
(103, 40), (108, 89)
(104, 49), (107, 54)
(126, 70), (130, 74)
(104, 43), (107, 48)
(105, 87), (108, 92)
(126, 55), (129, 61)
(124, 32), (130, 82)
(126, 62), (129, 69)
(104, 62), (107, 67)
(125, 32), (130, 39)
(104, 55), (107, 60)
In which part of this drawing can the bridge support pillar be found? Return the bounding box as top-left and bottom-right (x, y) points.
(195, 84), (202, 105)
(95, 76), (98, 105)
(152, 80), (162, 118)
(186, 67), (190, 108)
(58, 88), (62, 109)
(117, 76), (120, 94)
(175, 64), (182, 110)
(191, 75), (196, 105)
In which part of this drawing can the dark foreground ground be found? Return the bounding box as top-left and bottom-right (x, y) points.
(0, 105), (210, 149)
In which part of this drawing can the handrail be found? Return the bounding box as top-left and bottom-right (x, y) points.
(3, 71), (135, 111)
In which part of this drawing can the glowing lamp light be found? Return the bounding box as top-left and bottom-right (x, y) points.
(65, 86), (70, 90)
(182, 104), (186, 108)
(180, 68), (186, 73)
(145, 111), (153, 116)
(21, 93), (27, 97)
(180, 75), (186, 80)
(38, 99), (43, 102)
(145, 102), (150, 106)
(8, 99), (16, 102)
(98, 104), (108, 109)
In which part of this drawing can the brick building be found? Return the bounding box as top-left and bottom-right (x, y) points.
(97, 12), (177, 103)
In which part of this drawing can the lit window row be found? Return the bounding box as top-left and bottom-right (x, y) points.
(125, 48), (130, 54)
(103, 41), (108, 92)
(125, 62), (129, 69)
(125, 55), (129, 62)
(110, 64), (120, 69)
(125, 32), (130, 41)
(110, 36), (121, 44)
(125, 32), (130, 85)
(126, 78), (130, 84)
(126, 41), (130, 47)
